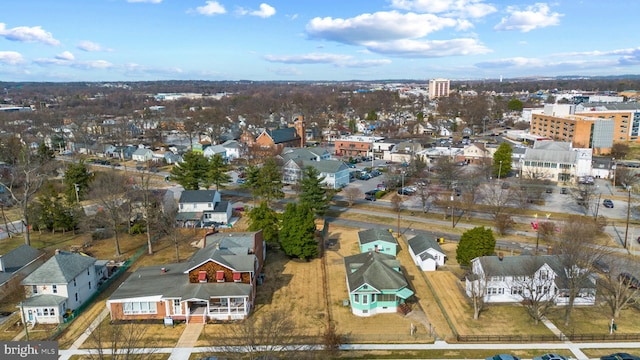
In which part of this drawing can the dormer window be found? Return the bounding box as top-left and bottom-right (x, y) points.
(216, 271), (225, 283)
(198, 271), (208, 283)
(233, 272), (241, 283)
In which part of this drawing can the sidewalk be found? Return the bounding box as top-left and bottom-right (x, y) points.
(169, 322), (205, 360)
(58, 308), (110, 360)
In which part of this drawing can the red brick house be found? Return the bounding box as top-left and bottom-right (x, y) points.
(106, 231), (265, 323)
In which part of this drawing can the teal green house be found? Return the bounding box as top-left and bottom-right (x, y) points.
(357, 228), (398, 256)
(344, 251), (414, 317)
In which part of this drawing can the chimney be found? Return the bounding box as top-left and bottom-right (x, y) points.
(215, 242), (220, 250)
(547, 245), (553, 255)
(55, 249), (61, 255)
(498, 252), (504, 261)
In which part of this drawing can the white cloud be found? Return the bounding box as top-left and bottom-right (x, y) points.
(264, 53), (353, 64)
(365, 38), (490, 57)
(78, 41), (110, 52)
(0, 23), (60, 46)
(73, 60), (113, 69)
(56, 51), (75, 61)
(127, 0), (162, 3)
(264, 52), (391, 68)
(494, 3), (562, 32)
(389, 0), (497, 18)
(251, 3), (276, 18)
(0, 51), (24, 65)
(306, 11), (461, 45)
(194, 1), (226, 16)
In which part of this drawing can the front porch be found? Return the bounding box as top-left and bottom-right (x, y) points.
(185, 296), (250, 323)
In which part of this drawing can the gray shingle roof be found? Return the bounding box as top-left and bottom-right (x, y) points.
(20, 294), (68, 307)
(21, 251), (96, 285)
(475, 255), (596, 290)
(344, 252), (407, 293)
(0, 245), (44, 282)
(179, 190), (218, 203)
(187, 238), (256, 272)
(108, 263), (252, 301)
(407, 234), (444, 256)
(358, 228), (398, 246)
(266, 127), (299, 144)
(524, 147), (577, 164)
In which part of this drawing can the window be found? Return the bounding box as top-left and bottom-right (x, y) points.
(75, 293), (78, 302)
(173, 299), (182, 315)
(32, 285), (38, 294)
(73, 279), (77, 287)
(88, 282), (91, 290)
(52, 285), (57, 294)
(43, 308), (49, 316)
(122, 301), (158, 315)
(511, 286), (523, 295)
(353, 294), (359, 303)
(539, 270), (548, 280)
(488, 287), (503, 295)
(362, 295), (368, 304)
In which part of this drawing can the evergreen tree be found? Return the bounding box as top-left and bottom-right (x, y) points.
(63, 160), (92, 203)
(493, 142), (513, 179)
(169, 151), (209, 190)
(244, 158), (284, 204)
(280, 203), (319, 260)
(247, 201), (280, 245)
(299, 166), (331, 217)
(456, 226), (496, 266)
(206, 153), (232, 190)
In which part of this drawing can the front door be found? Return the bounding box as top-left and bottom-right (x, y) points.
(27, 310), (33, 322)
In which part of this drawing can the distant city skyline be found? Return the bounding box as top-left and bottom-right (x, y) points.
(1, 1), (640, 82)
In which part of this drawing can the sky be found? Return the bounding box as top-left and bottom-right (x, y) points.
(1, 0), (640, 82)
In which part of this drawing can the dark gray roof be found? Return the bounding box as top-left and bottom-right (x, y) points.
(20, 294), (68, 307)
(266, 127), (300, 144)
(0, 245), (44, 275)
(475, 255), (596, 290)
(187, 239), (256, 273)
(344, 252), (407, 293)
(358, 228), (398, 246)
(179, 190), (218, 203)
(108, 263), (252, 301)
(21, 251), (96, 285)
(213, 200), (230, 213)
(407, 234), (444, 256)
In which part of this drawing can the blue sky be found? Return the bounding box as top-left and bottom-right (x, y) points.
(1, 0), (639, 82)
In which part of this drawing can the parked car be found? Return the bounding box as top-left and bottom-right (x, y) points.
(560, 187), (568, 194)
(487, 355), (520, 360)
(601, 353), (640, 360)
(603, 199), (614, 208)
(545, 187), (553, 193)
(618, 272), (640, 289)
(347, 163), (356, 168)
(593, 259), (610, 273)
(236, 178), (246, 184)
(533, 354), (568, 360)
(501, 182), (510, 189)
(364, 194), (376, 201)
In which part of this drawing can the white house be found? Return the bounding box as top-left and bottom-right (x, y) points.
(407, 235), (446, 271)
(176, 190), (231, 228)
(281, 159), (350, 189)
(221, 140), (241, 161)
(203, 144), (227, 160)
(465, 254), (596, 306)
(19, 250), (108, 324)
(132, 147), (153, 162)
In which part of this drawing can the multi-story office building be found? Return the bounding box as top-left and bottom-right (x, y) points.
(530, 104), (640, 154)
(428, 78), (450, 99)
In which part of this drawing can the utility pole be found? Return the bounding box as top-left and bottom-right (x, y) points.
(451, 191), (455, 228)
(624, 186), (631, 250)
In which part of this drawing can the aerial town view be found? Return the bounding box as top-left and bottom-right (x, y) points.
(3, 1), (640, 360)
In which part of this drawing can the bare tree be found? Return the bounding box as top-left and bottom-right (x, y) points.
(0, 142), (55, 245)
(88, 170), (130, 257)
(212, 308), (315, 360)
(481, 183), (516, 222)
(598, 258), (640, 319)
(342, 187), (362, 206)
(465, 268), (489, 320)
(510, 258), (557, 325)
(390, 193), (403, 236)
(555, 215), (604, 326)
(572, 184), (598, 215)
(84, 321), (158, 360)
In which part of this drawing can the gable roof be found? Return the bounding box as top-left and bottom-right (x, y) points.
(21, 251), (96, 285)
(186, 234), (257, 273)
(132, 148), (152, 156)
(179, 190), (218, 203)
(408, 234), (444, 256)
(474, 255), (595, 290)
(358, 228), (398, 246)
(0, 245), (45, 284)
(344, 252), (409, 293)
(266, 127), (300, 144)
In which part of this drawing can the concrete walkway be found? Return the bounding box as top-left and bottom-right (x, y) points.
(540, 316), (588, 359)
(169, 322), (205, 360)
(58, 308), (110, 360)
